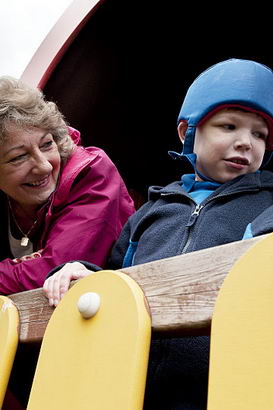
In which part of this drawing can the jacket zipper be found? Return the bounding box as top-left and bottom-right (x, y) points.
(180, 189), (258, 254)
(181, 203), (203, 253)
(160, 188), (260, 254)
(191, 203), (204, 216)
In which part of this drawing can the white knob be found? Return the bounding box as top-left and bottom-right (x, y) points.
(77, 292), (100, 319)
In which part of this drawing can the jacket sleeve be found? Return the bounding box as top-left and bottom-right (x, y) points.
(47, 195), (154, 279)
(245, 204), (273, 238)
(107, 200), (154, 270)
(0, 151), (135, 295)
(242, 223), (253, 239)
(47, 214), (134, 279)
(106, 219), (132, 269)
(46, 260), (103, 278)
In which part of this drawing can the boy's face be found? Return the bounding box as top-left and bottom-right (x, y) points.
(183, 108), (268, 183)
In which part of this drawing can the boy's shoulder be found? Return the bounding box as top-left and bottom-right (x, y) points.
(216, 170), (273, 192)
(260, 169), (273, 183)
(126, 181), (184, 225)
(249, 201), (273, 237)
(147, 180), (183, 200)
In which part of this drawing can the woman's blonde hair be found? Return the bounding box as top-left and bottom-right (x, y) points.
(0, 76), (75, 160)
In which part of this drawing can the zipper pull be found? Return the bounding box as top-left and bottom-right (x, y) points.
(191, 204), (204, 216)
(186, 204), (204, 228)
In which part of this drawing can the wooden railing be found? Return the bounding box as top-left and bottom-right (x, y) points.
(8, 235), (266, 343)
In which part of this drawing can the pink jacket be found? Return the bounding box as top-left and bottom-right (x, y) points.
(0, 128), (135, 294)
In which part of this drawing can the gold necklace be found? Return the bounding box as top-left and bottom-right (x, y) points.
(7, 197), (38, 247)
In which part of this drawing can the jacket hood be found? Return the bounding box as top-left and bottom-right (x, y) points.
(68, 126), (81, 145)
(148, 170), (273, 201)
(50, 127), (91, 208)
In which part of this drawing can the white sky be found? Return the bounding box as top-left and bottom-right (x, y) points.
(0, 0), (73, 78)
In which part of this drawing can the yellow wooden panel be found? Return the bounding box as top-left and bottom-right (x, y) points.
(27, 270), (151, 410)
(208, 233), (273, 409)
(0, 296), (19, 408)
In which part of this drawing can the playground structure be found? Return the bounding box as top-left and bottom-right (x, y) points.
(1, 233), (273, 408)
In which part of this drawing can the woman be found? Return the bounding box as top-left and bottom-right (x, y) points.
(0, 76), (135, 295)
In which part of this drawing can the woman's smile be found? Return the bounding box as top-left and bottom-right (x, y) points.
(24, 175), (50, 188)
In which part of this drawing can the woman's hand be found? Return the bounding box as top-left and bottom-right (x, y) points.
(43, 261), (93, 306)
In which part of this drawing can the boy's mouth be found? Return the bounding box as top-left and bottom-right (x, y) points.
(225, 157), (250, 166)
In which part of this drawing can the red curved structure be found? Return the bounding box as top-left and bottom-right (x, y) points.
(21, 0), (104, 88)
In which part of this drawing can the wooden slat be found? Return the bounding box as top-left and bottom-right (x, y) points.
(9, 235), (266, 342)
(121, 235), (266, 336)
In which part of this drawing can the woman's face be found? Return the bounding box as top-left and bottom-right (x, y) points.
(0, 127), (61, 212)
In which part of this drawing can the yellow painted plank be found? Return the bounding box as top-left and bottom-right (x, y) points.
(208, 233), (273, 409)
(27, 270), (151, 410)
(0, 296), (19, 408)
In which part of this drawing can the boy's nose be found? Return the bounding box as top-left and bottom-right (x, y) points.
(234, 132), (252, 150)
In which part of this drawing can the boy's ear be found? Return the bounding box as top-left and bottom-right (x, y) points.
(177, 121), (188, 143)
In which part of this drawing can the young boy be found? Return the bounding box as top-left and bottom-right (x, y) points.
(44, 59), (273, 409)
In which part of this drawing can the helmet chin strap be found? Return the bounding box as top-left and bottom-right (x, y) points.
(168, 150), (222, 183)
(261, 151), (273, 168)
(181, 127), (222, 182)
(183, 153), (221, 183)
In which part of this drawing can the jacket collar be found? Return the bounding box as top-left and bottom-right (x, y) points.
(53, 146), (93, 207)
(44, 127), (93, 210)
(148, 171), (273, 201)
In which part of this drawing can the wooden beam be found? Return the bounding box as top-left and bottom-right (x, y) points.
(9, 235), (266, 342)
(121, 235), (266, 336)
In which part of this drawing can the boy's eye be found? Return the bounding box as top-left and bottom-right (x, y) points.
(222, 124), (236, 131)
(253, 131), (267, 140)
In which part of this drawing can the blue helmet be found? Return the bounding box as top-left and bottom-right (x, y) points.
(177, 59), (273, 162)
